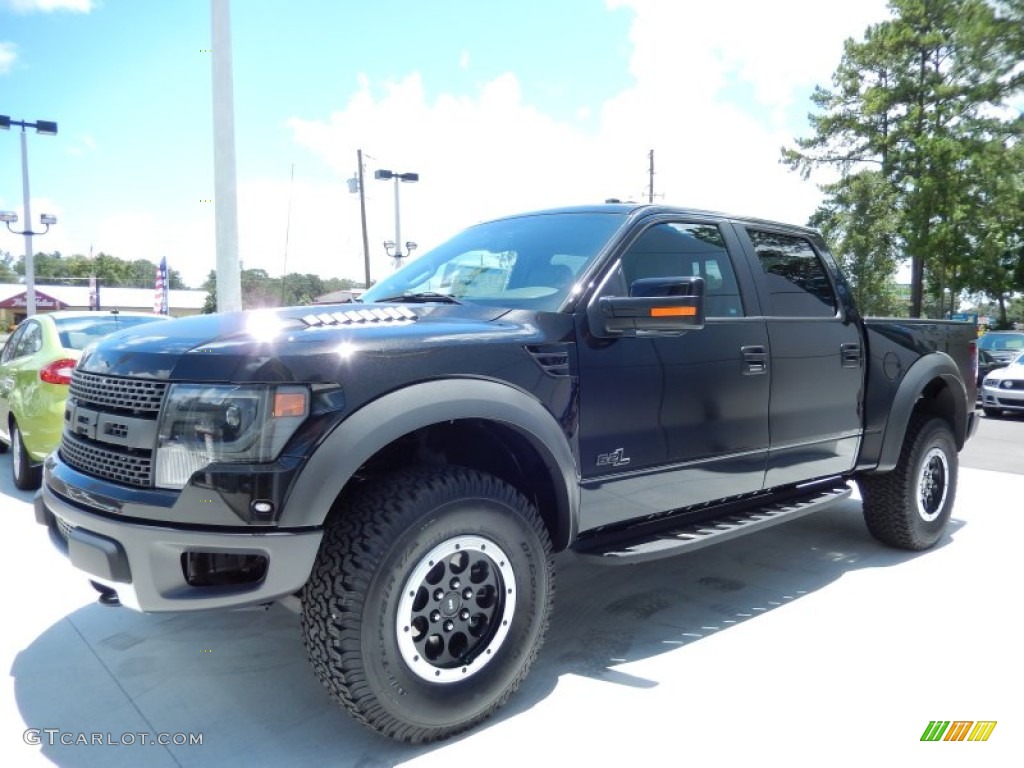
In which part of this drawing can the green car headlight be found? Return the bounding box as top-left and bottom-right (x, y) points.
(154, 384), (309, 489)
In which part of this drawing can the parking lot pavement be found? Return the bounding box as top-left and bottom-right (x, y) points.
(2, 461), (1020, 768)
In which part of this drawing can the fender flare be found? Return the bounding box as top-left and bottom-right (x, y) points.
(280, 378), (580, 548)
(874, 352), (969, 473)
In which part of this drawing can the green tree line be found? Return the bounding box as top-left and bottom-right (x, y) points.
(0, 250), (187, 289)
(784, 0), (1024, 323)
(1, 250), (364, 311)
(200, 269), (362, 313)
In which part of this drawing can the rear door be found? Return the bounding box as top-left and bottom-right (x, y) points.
(736, 226), (865, 487)
(575, 217), (770, 532)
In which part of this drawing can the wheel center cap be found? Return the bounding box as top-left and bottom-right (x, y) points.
(440, 592), (462, 617)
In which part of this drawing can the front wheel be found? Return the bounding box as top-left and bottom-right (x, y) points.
(301, 467), (554, 743)
(982, 407), (1002, 418)
(11, 420), (42, 491)
(857, 415), (958, 551)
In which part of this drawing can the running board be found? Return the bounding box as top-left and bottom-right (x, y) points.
(573, 481), (852, 564)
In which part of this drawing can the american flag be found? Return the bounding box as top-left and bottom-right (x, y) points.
(154, 256), (169, 315)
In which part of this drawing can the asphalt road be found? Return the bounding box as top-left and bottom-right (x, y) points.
(961, 410), (1024, 475)
(1, 419), (1020, 768)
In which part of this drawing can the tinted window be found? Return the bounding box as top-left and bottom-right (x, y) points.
(748, 230), (837, 318)
(14, 321), (43, 358)
(616, 222), (743, 317)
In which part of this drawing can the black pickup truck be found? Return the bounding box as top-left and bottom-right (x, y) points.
(35, 204), (978, 742)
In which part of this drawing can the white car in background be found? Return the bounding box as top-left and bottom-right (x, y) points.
(981, 350), (1024, 418)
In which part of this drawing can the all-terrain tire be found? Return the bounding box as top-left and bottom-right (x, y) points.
(300, 467), (554, 743)
(857, 414), (957, 551)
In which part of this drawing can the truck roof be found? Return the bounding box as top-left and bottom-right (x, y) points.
(485, 203), (822, 236)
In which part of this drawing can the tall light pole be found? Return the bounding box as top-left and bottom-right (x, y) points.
(374, 168), (419, 261)
(1, 115), (58, 317)
(211, 0), (242, 312)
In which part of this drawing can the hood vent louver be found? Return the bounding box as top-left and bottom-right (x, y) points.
(526, 344), (571, 377)
(300, 306), (418, 327)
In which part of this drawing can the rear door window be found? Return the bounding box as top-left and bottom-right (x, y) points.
(747, 230), (837, 318)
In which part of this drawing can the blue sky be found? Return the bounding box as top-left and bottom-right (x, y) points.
(1, 0), (892, 289)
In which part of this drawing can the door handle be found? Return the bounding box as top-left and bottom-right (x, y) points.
(840, 343), (862, 368)
(741, 345), (768, 375)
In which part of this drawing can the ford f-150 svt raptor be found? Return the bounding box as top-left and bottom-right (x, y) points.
(35, 204), (978, 742)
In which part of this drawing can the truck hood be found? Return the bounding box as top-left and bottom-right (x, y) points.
(75, 303), (545, 382)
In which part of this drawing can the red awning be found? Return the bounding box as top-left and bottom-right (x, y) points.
(0, 290), (68, 310)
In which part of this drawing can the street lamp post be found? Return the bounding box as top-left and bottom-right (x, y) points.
(1, 115), (58, 317)
(373, 168), (419, 261)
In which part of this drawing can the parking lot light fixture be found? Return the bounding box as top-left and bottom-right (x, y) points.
(3, 213), (57, 236)
(374, 168), (419, 260)
(1, 115), (59, 317)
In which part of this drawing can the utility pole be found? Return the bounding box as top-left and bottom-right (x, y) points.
(648, 148), (655, 204)
(357, 149), (370, 288)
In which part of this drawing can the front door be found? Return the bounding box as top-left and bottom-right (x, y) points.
(576, 218), (770, 533)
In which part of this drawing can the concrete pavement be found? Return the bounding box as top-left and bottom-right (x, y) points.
(2, 455), (1021, 767)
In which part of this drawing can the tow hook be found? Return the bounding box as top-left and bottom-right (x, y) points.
(90, 580), (121, 607)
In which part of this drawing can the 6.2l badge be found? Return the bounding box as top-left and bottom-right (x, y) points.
(596, 448), (631, 468)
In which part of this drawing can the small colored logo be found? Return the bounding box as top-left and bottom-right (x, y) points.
(921, 721), (997, 742)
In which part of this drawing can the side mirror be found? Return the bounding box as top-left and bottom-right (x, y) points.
(590, 276), (705, 337)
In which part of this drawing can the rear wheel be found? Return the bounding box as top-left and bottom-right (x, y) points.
(301, 467), (554, 743)
(857, 415), (957, 551)
(11, 420), (42, 491)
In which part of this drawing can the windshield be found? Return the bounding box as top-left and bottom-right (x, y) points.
(55, 315), (169, 350)
(362, 211), (627, 310)
(978, 332), (1024, 352)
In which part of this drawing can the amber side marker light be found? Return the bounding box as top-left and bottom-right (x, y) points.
(650, 306), (696, 317)
(273, 391), (308, 417)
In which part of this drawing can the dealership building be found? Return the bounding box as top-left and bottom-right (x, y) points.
(0, 283), (208, 329)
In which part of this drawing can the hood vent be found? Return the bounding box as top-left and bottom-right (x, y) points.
(526, 344), (571, 377)
(301, 306), (418, 327)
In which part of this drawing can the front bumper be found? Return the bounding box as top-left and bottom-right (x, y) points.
(981, 384), (1024, 412)
(36, 483), (323, 612)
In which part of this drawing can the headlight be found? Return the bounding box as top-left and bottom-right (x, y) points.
(154, 384), (309, 489)
(983, 376), (996, 387)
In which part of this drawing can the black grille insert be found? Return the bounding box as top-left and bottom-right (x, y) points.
(60, 432), (154, 488)
(70, 372), (167, 413)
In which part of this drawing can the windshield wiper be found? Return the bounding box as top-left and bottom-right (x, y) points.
(370, 292), (464, 305)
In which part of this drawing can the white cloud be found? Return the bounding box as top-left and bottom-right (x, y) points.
(65, 134), (97, 157)
(226, 0), (896, 286)
(2, 0), (92, 12)
(0, 41), (15, 74)
(459, 50), (470, 70)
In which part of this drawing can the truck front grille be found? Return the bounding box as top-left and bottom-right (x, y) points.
(70, 372), (168, 413)
(60, 431), (154, 488)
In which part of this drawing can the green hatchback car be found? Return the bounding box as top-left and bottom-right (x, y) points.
(0, 310), (171, 490)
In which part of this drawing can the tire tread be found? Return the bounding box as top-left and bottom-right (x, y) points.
(858, 414), (957, 551)
(300, 467), (553, 743)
